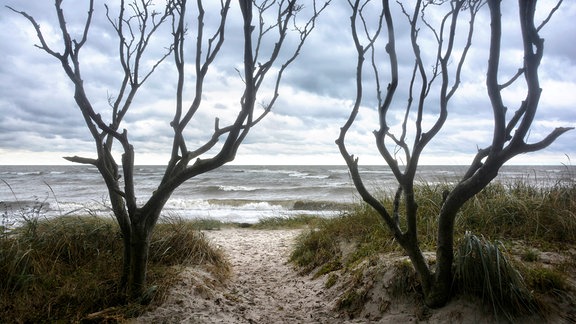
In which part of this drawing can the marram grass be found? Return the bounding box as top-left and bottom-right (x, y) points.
(454, 232), (540, 320)
(290, 179), (576, 318)
(0, 214), (230, 322)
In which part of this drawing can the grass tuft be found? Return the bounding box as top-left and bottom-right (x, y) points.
(454, 232), (540, 319)
(524, 266), (567, 293)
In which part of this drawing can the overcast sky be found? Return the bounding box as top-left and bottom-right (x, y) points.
(1, 0), (574, 166)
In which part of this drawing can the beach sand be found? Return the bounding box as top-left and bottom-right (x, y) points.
(135, 228), (570, 324)
(136, 228), (348, 323)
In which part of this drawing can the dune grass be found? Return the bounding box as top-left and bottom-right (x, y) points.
(0, 214), (230, 322)
(453, 232), (541, 320)
(290, 179), (576, 318)
(1, 176), (573, 321)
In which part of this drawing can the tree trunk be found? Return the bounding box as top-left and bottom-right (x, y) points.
(425, 210), (456, 308)
(402, 239), (433, 298)
(424, 167), (500, 308)
(128, 220), (152, 300)
(120, 231), (131, 292)
(112, 205), (133, 293)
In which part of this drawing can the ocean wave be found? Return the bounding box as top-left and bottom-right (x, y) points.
(244, 168), (295, 174)
(292, 200), (354, 211)
(2, 165), (570, 226)
(199, 185), (260, 194)
(286, 171), (331, 179)
(218, 185), (258, 192)
(15, 171), (44, 176)
(241, 168), (331, 179)
(165, 197), (352, 212)
(167, 198), (286, 210)
(358, 170), (395, 175)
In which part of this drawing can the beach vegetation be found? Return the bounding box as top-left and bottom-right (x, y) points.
(7, 0), (329, 300)
(336, 0), (572, 309)
(0, 214), (229, 322)
(291, 179), (576, 320)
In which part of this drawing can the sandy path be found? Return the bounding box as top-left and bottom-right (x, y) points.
(137, 228), (346, 323)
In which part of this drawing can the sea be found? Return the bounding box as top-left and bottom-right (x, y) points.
(1, 165), (574, 228)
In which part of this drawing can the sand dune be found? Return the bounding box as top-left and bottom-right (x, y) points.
(136, 228), (569, 323)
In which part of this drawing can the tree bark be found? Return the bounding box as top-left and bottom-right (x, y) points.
(128, 219), (152, 299)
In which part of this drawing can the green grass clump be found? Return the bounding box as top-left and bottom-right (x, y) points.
(521, 249), (540, 262)
(335, 265), (372, 317)
(337, 287), (369, 317)
(454, 232), (539, 319)
(290, 226), (341, 275)
(0, 215), (229, 322)
(152, 216), (230, 273)
(389, 259), (420, 297)
(524, 266), (567, 293)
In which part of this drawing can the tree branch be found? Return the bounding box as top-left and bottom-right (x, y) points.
(63, 156), (98, 165)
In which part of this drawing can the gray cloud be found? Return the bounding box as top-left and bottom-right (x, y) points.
(1, 1), (574, 165)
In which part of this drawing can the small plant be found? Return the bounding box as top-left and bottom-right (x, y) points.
(521, 249), (540, 262)
(389, 259), (419, 297)
(525, 266), (567, 293)
(454, 232), (539, 319)
(290, 228), (340, 275)
(315, 259), (343, 278)
(290, 205), (401, 275)
(337, 288), (368, 318)
(336, 266), (371, 318)
(325, 273), (339, 289)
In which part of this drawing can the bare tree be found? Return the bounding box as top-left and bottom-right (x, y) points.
(9, 0), (329, 299)
(337, 0), (572, 307)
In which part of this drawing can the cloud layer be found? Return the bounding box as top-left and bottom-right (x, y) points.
(1, 1), (574, 165)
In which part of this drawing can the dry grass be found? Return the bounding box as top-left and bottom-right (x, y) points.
(290, 179), (576, 319)
(0, 214), (230, 322)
